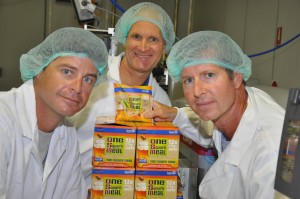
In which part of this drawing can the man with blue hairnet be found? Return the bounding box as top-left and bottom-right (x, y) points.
(146, 31), (285, 198)
(69, 2), (213, 189)
(0, 27), (108, 199)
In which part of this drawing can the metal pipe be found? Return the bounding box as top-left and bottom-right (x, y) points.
(174, 0), (179, 36)
(187, 0), (194, 35)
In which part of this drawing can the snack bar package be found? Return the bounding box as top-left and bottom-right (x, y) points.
(114, 83), (152, 122)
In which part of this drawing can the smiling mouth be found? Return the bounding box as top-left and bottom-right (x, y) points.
(136, 53), (151, 58)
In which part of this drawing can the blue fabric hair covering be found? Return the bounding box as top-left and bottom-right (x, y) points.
(166, 31), (252, 82)
(20, 27), (108, 86)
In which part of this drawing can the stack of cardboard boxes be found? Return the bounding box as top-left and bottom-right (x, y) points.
(91, 120), (180, 199)
(91, 122), (136, 199)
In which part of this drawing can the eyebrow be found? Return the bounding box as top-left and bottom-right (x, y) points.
(59, 64), (98, 78)
(180, 75), (192, 79)
(129, 31), (161, 38)
(86, 73), (98, 79)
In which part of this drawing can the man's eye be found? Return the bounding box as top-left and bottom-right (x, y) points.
(83, 76), (95, 84)
(131, 34), (140, 39)
(183, 78), (193, 84)
(205, 73), (215, 78)
(149, 37), (158, 42)
(62, 69), (72, 75)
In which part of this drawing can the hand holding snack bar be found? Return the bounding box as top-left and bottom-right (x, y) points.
(144, 100), (178, 122)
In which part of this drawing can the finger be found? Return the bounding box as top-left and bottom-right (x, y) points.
(143, 111), (153, 118)
(153, 117), (168, 122)
(151, 101), (160, 109)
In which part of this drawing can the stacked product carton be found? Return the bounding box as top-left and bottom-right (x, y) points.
(134, 122), (180, 199)
(93, 122), (136, 168)
(91, 121), (136, 199)
(91, 119), (180, 199)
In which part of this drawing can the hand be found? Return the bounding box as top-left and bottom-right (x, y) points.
(143, 101), (178, 122)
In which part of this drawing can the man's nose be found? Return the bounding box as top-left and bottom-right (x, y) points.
(70, 78), (82, 94)
(139, 39), (150, 51)
(193, 78), (205, 97)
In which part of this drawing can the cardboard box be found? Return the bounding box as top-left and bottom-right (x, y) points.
(93, 122), (136, 167)
(91, 167), (135, 199)
(180, 134), (216, 169)
(135, 122), (180, 169)
(135, 168), (178, 199)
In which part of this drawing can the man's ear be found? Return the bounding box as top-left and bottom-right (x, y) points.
(234, 72), (244, 89)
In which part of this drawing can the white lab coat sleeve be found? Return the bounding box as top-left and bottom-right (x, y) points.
(0, 124), (9, 199)
(0, 102), (21, 199)
(173, 107), (213, 147)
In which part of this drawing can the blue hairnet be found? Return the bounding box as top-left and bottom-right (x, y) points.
(167, 31), (252, 82)
(114, 2), (175, 53)
(20, 27), (108, 86)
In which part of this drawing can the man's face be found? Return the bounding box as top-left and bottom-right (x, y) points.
(181, 64), (240, 123)
(34, 56), (98, 119)
(124, 21), (165, 74)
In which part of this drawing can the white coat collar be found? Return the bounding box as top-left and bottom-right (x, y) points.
(16, 79), (38, 139)
(201, 87), (260, 184)
(213, 87), (260, 166)
(14, 80), (67, 174)
(16, 80), (66, 140)
(107, 52), (124, 82)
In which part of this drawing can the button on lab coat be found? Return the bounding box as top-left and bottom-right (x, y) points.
(0, 80), (87, 199)
(199, 87), (285, 199)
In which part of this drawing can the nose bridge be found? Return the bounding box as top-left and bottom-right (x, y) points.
(139, 38), (149, 51)
(193, 77), (204, 97)
(70, 76), (82, 94)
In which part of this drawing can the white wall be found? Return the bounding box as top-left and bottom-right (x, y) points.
(273, 0), (300, 88)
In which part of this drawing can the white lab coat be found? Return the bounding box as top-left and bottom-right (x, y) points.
(0, 80), (87, 199)
(69, 53), (212, 188)
(199, 87), (285, 199)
